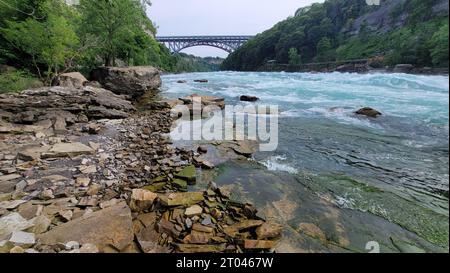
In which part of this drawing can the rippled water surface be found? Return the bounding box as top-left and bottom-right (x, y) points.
(162, 71), (449, 252)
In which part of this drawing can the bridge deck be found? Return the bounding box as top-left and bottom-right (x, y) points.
(156, 36), (254, 42)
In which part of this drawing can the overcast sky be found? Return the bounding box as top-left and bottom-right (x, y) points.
(147, 0), (323, 57)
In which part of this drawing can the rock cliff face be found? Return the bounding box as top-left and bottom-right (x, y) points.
(347, 0), (449, 35)
(90, 66), (162, 99)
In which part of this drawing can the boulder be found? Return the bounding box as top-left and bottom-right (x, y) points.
(37, 202), (134, 252)
(355, 107), (382, 118)
(90, 66), (161, 98)
(393, 64), (414, 73)
(129, 189), (158, 212)
(240, 95), (259, 102)
(194, 79), (208, 83)
(54, 72), (87, 89)
(335, 64), (356, 73)
(179, 94), (225, 110)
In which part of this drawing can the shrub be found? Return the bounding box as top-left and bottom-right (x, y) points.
(0, 70), (43, 94)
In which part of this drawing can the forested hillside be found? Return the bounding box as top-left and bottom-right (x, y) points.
(173, 53), (223, 73)
(0, 0), (176, 92)
(222, 0), (449, 71)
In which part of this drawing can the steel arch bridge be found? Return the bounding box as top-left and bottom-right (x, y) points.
(156, 36), (254, 54)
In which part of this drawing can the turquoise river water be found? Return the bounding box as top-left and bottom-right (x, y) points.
(161, 71), (449, 253)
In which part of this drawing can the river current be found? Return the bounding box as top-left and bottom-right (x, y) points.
(161, 71), (449, 252)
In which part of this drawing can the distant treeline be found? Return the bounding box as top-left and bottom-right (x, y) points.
(222, 0), (449, 71)
(173, 53), (223, 73)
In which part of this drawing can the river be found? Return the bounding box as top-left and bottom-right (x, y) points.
(161, 71), (449, 253)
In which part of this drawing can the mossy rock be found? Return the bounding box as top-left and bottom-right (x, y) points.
(175, 165), (197, 184)
(151, 176), (167, 183)
(142, 182), (166, 192)
(172, 178), (188, 190)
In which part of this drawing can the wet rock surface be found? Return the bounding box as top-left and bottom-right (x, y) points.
(355, 107), (382, 118)
(0, 85), (280, 253)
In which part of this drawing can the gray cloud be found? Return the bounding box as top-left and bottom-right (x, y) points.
(147, 0), (323, 57)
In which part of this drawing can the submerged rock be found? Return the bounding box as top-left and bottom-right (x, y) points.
(240, 95), (259, 102)
(355, 107), (382, 118)
(243, 239), (276, 249)
(174, 165), (197, 184)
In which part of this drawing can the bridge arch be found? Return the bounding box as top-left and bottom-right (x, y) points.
(156, 36), (253, 54)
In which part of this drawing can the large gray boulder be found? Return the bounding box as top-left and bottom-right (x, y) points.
(90, 66), (162, 98)
(54, 72), (87, 89)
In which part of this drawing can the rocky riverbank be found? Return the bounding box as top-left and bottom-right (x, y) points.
(0, 67), (282, 253)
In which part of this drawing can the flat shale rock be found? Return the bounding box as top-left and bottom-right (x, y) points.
(0, 212), (34, 238)
(243, 239), (276, 250)
(159, 192), (204, 207)
(174, 165), (196, 184)
(46, 142), (94, 158)
(174, 243), (226, 253)
(37, 202), (134, 252)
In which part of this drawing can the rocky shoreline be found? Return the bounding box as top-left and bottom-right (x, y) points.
(0, 67), (282, 253)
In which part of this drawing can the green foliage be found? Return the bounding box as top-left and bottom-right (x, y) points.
(0, 69), (43, 93)
(429, 22), (449, 67)
(222, 0), (449, 71)
(316, 37), (335, 62)
(78, 0), (170, 68)
(0, 0), (80, 83)
(0, 0), (180, 86)
(288, 48), (301, 65)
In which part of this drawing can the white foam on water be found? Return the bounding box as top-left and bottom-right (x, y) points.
(260, 155), (298, 174)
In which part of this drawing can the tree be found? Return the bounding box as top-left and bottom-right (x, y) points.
(288, 47), (302, 65)
(0, 2), (80, 84)
(79, 0), (154, 67)
(429, 23), (449, 67)
(316, 37), (335, 62)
